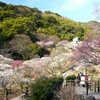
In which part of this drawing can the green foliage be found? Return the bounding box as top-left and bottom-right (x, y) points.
(0, 10), (16, 21)
(45, 11), (53, 14)
(38, 47), (50, 57)
(66, 75), (76, 80)
(30, 77), (63, 100)
(32, 14), (44, 28)
(0, 1), (7, 8)
(0, 1), (91, 59)
(45, 11), (61, 17)
(59, 33), (74, 41)
(0, 33), (5, 48)
(31, 7), (42, 14)
(0, 17), (36, 39)
(0, 1), (90, 41)
(43, 15), (59, 27)
(27, 43), (42, 59)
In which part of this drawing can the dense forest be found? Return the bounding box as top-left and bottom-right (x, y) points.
(0, 1), (93, 60)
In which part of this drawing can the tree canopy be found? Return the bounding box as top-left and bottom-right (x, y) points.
(0, 1), (92, 60)
(72, 33), (100, 65)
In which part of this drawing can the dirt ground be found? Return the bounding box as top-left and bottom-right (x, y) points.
(0, 84), (22, 100)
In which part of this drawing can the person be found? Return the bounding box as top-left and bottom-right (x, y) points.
(85, 74), (89, 89)
(85, 74), (88, 82)
(25, 87), (29, 96)
(76, 73), (81, 86)
(80, 73), (85, 87)
(79, 72), (83, 76)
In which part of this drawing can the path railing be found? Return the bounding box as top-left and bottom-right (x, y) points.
(88, 80), (100, 93)
(66, 80), (100, 95)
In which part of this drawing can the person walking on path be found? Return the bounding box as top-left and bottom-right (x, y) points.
(84, 74), (88, 82)
(84, 73), (89, 93)
(76, 73), (81, 86)
(80, 73), (85, 87)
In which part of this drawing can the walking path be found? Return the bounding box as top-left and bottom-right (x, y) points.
(10, 89), (100, 100)
(10, 94), (25, 100)
(76, 86), (100, 100)
(10, 86), (100, 100)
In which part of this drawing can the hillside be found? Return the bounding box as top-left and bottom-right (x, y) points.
(0, 1), (99, 60)
(86, 21), (100, 33)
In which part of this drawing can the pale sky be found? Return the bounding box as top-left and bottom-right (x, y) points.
(1, 0), (100, 22)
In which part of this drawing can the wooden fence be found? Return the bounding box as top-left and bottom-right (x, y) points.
(66, 80), (100, 95)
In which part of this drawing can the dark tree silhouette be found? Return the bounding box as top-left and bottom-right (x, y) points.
(9, 34), (32, 60)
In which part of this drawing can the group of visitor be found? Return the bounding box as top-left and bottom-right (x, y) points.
(76, 72), (88, 87)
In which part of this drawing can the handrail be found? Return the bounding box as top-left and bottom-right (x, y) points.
(66, 80), (100, 95)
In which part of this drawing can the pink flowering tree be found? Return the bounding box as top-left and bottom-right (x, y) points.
(36, 41), (54, 48)
(45, 41), (54, 47)
(36, 41), (45, 47)
(11, 60), (25, 91)
(11, 60), (46, 85)
(11, 60), (35, 79)
(36, 41), (54, 57)
(11, 60), (35, 92)
(72, 34), (100, 65)
(11, 60), (24, 69)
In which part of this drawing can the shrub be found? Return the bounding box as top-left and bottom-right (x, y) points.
(66, 75), (76, 86)
(30, 77), (63, 100)
(66, 75), (76, 80)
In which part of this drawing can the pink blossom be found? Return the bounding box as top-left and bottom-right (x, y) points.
(45, 41), (54, 47)
(11, 60), (24, 68)
(71, 36), (100, 65)
(36, 41), (45, 46)
(35, 60), (46, 67)
(36, 41), (54, 47)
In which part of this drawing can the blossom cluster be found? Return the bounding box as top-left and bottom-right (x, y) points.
(36, 41), (54, 47)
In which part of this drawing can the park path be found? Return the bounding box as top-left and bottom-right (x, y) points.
(10, 94), (25, 100)
(10, 87), (100, 100)
(10, 95), (21, 100)
(76, 86), (100, 100)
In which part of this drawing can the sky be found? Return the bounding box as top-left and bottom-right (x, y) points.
(1, 0), (100, 22)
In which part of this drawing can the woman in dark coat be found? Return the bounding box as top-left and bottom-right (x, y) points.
(76, 73), (81, 86)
